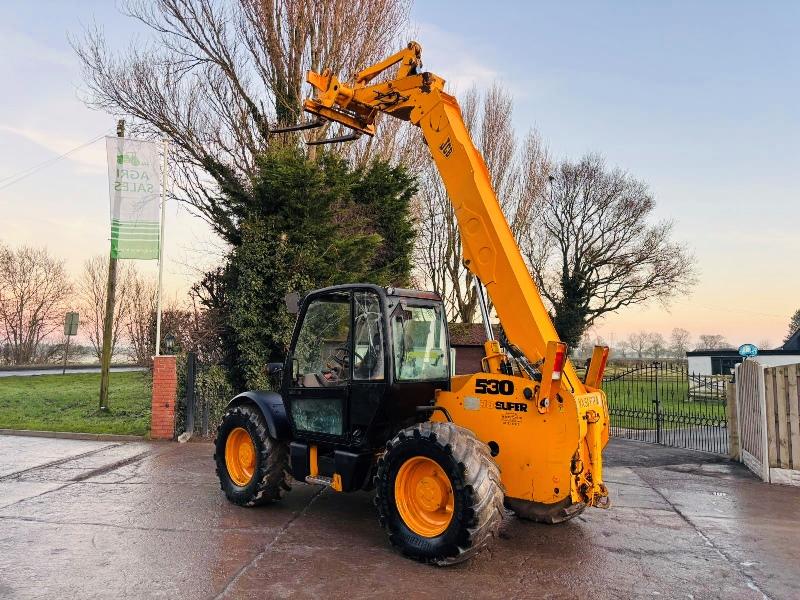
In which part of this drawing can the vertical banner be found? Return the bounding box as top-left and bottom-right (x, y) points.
(106, 137), (162, 259)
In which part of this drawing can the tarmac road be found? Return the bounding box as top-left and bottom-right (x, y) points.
(0, 434), (797, 599)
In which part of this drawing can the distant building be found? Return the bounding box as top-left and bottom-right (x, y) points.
(687, 330), (800, 375)
(448, 323), (499, 374)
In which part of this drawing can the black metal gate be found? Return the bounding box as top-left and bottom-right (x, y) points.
(603, 361), (729, 454)
(177, 353), (233, 439)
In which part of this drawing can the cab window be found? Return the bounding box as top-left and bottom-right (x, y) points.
(293, 295), (351, 388)
(353, 292), (385, 381)
(392, 304), (448, 381)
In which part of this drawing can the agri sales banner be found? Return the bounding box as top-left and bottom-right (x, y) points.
(106, 137), (161, 259)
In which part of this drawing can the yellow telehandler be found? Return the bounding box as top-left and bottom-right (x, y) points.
(214, 41), (611, 565)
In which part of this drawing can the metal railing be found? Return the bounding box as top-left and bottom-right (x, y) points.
(602, 361), (729, 455)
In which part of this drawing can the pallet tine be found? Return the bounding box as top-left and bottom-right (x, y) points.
(270, 118), (326, 134)
(306, 131), (362, 145)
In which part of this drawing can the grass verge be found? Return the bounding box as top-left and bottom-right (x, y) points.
(0, 371), (151, 436)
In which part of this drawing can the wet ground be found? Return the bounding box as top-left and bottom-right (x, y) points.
(0, 434), (797, 600)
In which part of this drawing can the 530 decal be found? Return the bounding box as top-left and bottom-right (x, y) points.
(475, 378), (514, 395)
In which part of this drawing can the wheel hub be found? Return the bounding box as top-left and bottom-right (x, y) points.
(395, 456), (454, 537)
(225, 427), (256, 487)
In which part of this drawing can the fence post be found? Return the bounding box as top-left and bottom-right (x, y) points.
(653, 362), (662, 444)
(726, 380), (740, 460)
(151, 355), (177, 440)
(758, 364), (771, 482)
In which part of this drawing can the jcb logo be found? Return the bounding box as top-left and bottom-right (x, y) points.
(439, 137), (453, 157)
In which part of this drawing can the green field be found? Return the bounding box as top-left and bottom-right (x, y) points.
(0, 372), (151, 436)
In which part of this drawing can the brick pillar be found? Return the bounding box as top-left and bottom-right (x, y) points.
(151, 356), (177, 440)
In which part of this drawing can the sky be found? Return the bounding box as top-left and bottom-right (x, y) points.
(0, 1), (798, 349)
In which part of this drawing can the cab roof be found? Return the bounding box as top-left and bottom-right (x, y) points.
(306, 283), (442, 302)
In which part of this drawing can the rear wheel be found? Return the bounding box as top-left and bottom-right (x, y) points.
(375, 422), (504, 565)
(214, 404), (290, 506)
(505, 496), (586, 524)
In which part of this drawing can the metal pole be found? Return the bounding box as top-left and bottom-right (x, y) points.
(154, 138), (168, 356)
(62, 334), (71, 376)
(654, 362), (662, 444)
(473, 277), (494, 341)
(99, 119), (124, 411)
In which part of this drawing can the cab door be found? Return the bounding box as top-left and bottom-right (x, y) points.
(286, 292), (351, 440)
(348, 290), (388, 443)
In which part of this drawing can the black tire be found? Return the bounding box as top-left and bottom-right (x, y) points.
(374, 422), (504, 566)
(505, 496), (586, 524)
(214, 404), (290, 506)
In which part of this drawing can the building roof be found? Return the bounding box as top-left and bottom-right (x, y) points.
(783, 329), (800, 351)
(448, 323), (500, 346)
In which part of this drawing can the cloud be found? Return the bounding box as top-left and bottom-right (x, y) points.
(0, 124), (107, 175)
(415, 22), (500, 93)
(0, 29), (75, 70)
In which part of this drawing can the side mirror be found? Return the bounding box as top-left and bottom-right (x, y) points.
(285, 292), (301, 315)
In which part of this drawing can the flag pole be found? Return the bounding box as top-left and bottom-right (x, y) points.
(154, 138), (169, 356)
(99, 119), (124, 411)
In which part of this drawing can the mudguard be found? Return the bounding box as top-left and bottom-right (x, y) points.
(226, 391), (291, 441)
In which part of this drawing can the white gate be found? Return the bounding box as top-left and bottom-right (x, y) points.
(735, 360), (769, 481)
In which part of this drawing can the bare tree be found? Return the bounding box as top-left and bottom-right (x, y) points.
(413, 83), (547, 322)
(625, 332), (651, 360)
(757, 338), (773, 351)
(73, 0), (412, 244)
(670, 327), (691, 358)
(126, 272), (158, 366)
(697, 334), (731, 350)
(648, 333), (667, 360)
(78, 256), (134, 360)
(525, 154), (696, 347)
(0, 245), (73, 365)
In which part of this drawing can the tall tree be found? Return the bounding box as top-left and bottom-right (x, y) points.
(413, 83), (548, 322)
(785, 308), (800, 342)
(524, 154), (696, 347)
(126, 271), (158, 366)
(697, 334), (730, 350)
(78, 256), (134, 360)
(74, 0), (413, 244)
(670, 327), (691, 358)
(0, 245), (73, 365)
(648, 333), (667, 360)
(625, 331), (651, 360)
(195, 148), (416, 389)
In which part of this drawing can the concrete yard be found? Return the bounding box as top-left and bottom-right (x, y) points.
(0, 434), (797, 599)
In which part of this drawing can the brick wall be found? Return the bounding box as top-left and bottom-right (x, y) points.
(151, 356), (177, 440)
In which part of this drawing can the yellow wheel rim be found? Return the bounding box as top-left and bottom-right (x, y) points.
(225, 427), (256, 487)
(394, 456), (454, 537)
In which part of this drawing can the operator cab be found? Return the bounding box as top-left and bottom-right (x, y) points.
(282, 284), (451, 453)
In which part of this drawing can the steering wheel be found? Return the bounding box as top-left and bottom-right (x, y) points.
(326, 346), (365, 372)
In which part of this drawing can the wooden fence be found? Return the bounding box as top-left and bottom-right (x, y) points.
(764, 363), (800, 483)
(733, 361), (800, 485)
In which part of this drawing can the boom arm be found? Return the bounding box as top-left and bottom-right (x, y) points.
(302, 42), (585, 397)
(301, 41), (610, 509)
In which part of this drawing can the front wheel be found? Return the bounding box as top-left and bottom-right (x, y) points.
(214, 404), (290, 506)
(374, 422), (504, 566)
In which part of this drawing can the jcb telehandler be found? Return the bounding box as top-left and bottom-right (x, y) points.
(215, 41), (611, 565)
